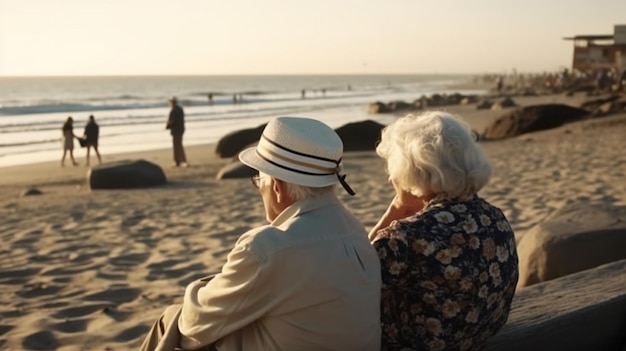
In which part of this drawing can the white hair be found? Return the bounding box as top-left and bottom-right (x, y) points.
(283, 182), (335, 202)
(376, 111), (492, 199)
(259, 172), (336, 201)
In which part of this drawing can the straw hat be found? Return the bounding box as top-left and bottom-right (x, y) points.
(239, 117), (355, 195)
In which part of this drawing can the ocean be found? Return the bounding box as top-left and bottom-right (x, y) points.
(0, 74), (486, 168)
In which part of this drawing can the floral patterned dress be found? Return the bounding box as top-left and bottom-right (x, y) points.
(372, 195), (519, 351)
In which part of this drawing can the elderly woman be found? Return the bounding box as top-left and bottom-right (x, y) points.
(369, 111), (519, 351)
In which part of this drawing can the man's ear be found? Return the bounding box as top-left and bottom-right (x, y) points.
(272, 178), (284, 203)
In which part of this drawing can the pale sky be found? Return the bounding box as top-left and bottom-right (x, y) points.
(1, 0), (624, 76)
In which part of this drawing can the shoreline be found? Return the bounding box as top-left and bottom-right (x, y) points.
(0, 74), (486, 170)
(0, 91), (583, 174)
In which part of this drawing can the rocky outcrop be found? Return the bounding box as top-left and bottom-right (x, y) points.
(580, 94), (626, 117)
(485, 259), (626, 351)
(476, 99), (493, 110)
(215, 124), (266, 158)
(368, 94), (478, 114)
(460, 96), (479, 105)
(491, 96), (516, 110)
(88, 160), (166, 189)
(21, 188), (43, 196)
(216, 161), (256, 180)
(334, 120), (385, 151)
(367, 102), (390, 114)
(482, 104), (590, 140)
(516, 202), (626, 288)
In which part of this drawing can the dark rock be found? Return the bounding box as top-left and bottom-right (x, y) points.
(367, 102), (390, 114)
(485, 259), (626, 351)
(21, 188), (42, 196)
(446, 93), (465, 105)
(476, 99), (493, 110)
(482, 104), (589, 140)
(88, 160), (166, 190)
(215, 124), (266, 158)
(588, 96), (626, 117)
(387, 100), (413, 112)
(517, 202), (626, 288)
(427, 94), (445, 107)
(491, 96), (516, 110)
(460, 96), (479, 105)
(413, 96), (429, 109)
(580, 94), (621, 111)
(334, 120), (385, 151)
(216, 161), (256, 180)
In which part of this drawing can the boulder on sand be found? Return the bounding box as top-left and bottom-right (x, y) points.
(216, 161), (256, 180)
(88, 160), (166, 189)
(367, 102), (390, 114)
(491, 96), (517, 110)
(215, 124), (266, 158)
(476, 99), (493, 110)
(516, 202), (626, 288)
(485, 259), (626, 351)
(482, 104), (589, 140)
(334, 120), (385, 151)
(21, 188), (43, 196)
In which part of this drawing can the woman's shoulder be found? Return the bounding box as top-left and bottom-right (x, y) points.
(401, 196), (499, 232)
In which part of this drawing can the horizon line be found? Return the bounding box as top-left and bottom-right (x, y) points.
(0, 71), (529, 79)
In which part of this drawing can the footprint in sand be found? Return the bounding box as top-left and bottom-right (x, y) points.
(0, 267), (42, 285)
(0, 325), (14, 337)
(108, 252), (150, 268)
(83, 286), (142, 304)
(21, 330), (59, 350)
(50, 318), (88, 333)
(17, 282), (64, 299)
(114, 325), (151, 343)
(52, 303), (112, 319)
(121, 210), (146, 227)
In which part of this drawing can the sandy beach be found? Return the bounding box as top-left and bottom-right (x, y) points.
(1, 94), (626, 350)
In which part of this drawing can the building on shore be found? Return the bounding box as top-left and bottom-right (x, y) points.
(563, 25), (626, 74)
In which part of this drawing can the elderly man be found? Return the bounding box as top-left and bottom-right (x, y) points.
(140, 117), (381, 351)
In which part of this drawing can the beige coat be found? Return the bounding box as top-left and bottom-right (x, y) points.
(178, 192), (381, 350)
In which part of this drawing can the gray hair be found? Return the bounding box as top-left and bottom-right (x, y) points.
(376, 111), (491, 199)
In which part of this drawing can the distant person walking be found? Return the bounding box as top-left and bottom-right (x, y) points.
(61, 116), (79, 167)
(166, 96), (188, 167)
(83, 115), (102, 166)
(207, 93), (213, 105)
(618, 69), (626, 92)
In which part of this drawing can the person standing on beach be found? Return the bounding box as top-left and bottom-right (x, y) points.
(496, 76), (504, 95)
(165, 96), (188, 167)
(83, 115), (102, 166)
(140, 117), (381, 351)
(61, 116), (79, 167)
